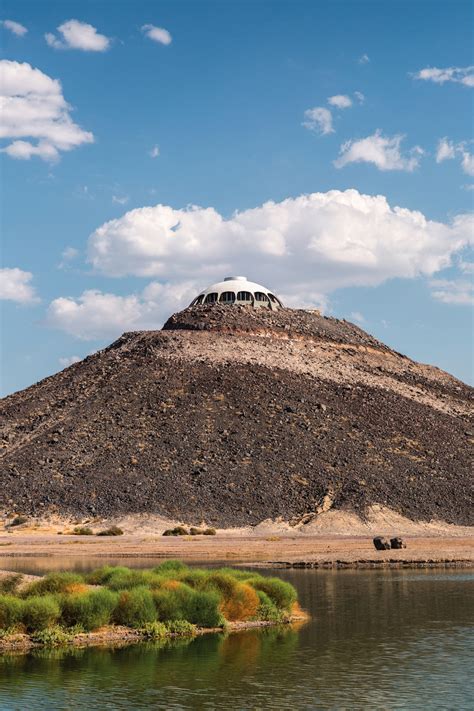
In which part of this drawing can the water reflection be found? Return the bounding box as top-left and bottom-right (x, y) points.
(0, 565), (472, 710)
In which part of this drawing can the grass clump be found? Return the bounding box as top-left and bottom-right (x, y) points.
(165, 619), (196, 636)
(30, 625), (72, 647)
(113, 587), (156, 627)
(153, 560), (188, 575)
(96, 526), (124, 536)
(22, 595), (61, 631)
(203, 528), (216, 536)
(72, 526), (93, 536)
(140, 621), (167, 640)
(0, 595), (23, 629)
(250, 577), (297, 611)
(60, 589), (118, 631)
(23, 572), (84, 597)
(0, 573), (23, 595)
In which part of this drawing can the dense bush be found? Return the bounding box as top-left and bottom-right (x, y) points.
(22, 595), (61, 631)
(85, 565), (129, 586)
(255, 590), (284, 622)
(113, 587), (156, 627)
(60, 589), (118, 630)
(31, 625), (71, 646)
(153, 560), (188, 575)
(23, 572), (84, 597)
(9, 515), (28, 527)
(203, 528), (216, 536)
(96, 526), (124, 536)
(72, 526), (94, 536)
(184, 590), (223, 628)
(250, 577), (297, 611)
(162, 527), (189, 536)
(164, 619), (196, 636)
(0, 594), (23, 629)
(140, 621), (167, 639)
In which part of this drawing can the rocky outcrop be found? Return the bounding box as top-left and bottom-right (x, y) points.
(1, 306), (472, 526)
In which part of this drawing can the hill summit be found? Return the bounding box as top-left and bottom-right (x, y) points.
(1, 305), (472, 527)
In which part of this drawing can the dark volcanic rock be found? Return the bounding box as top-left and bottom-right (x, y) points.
(0, 306), (472, 526)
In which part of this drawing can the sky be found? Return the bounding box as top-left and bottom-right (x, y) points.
(1, 0), (473, 396)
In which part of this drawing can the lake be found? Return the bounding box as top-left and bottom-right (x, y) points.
(0, 560), (473, 710)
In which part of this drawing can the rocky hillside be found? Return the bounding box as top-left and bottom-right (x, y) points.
(1, 305), (472, 526)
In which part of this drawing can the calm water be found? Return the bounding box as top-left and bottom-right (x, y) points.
(0, 559), (473, 710)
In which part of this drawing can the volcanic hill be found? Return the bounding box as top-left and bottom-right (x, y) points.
(1, 305), (472, 527)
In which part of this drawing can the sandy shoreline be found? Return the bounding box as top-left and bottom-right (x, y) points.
(1, 531), (473, 568)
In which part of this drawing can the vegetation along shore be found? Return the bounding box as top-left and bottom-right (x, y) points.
(0, 561), (306, 653)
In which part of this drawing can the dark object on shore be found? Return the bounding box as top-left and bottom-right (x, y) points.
(373, 536), (391, 550)
(390, 537), (406, 549)
(8, 516), (28, 528)
(97, 526), (124, 537)
(72, 526), (93, 536)
(163, 526), (189, 536)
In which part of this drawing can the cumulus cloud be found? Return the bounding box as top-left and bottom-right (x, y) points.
(47, 282), (197, 340)
(413, 65), (474, 87)
(328, 94), (352, 109)
(149, 144), (160, 158)
(302, 107), (334, 135)
(436, 137), (456, 162)
(1, 19), (27, 36)
(45, 19), (110, 51)
(59, 355), (81, 367)
(430, 279), (473, 305)
(0, 267), (39, 304)
(0, 60), (93, 161)
(87, 189), (473, 290)
(334, 131), (424, 171)
(141, 24), (172, 45)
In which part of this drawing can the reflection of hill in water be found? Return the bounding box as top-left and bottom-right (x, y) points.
(1, 570), (473, 709)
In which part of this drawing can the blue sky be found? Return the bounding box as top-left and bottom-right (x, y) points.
(1, 0), (473, 396)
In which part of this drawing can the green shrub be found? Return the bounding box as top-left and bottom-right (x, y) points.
(113, 587), (156, 627)
(9, 515), (28, 527)
(72, 526), (93, 536)
(184, 590), (224, 628)
(140, 621), (168, 640)
(153, 584), (194, 621)
(31, 625), (71, 647)
(203, 528), (216, 536)
(22, 595), (61, 631)
(85, 565), (129, 586)
(203, 572), (238, 599)
(162, 527), (189, 536)
(60, 589), (118, 631)
(251, 577), (297, 611)
(0, 573), (23, 595)
(255, 590), (284, 622)
(23, 572), (84, 597)
(177, 569), (208, 589)
(153, 560), (189, 575)
(0, 595), (23, 629)
(164, 619), (196, 636)
(189, 527), (203, 535)
(105, 569), (159, 591)
(96, 526), (124, 537)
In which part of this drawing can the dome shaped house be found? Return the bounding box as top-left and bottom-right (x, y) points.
(189, 276), (283, 310)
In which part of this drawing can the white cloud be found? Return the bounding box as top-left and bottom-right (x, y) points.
(334, 130), (423, 171)
(354, 91), (365, 104)
(413, 65), (474, 87)
(87, 190), (473, 295)
(436, 137), (456, 162)
(0, 267), (39, 304)
(112, 195), (129, 205)
(141, 24), (172, 45)
(350, 311), (365, 324)
(47, 282), (197, 340)
(430, 279), (473, 305)
(328, 94), (352, 109)
(303, 107), (334, 135)
(0, 60), (94, 161)
(149, 144), (160, 158)
(45, 19), (110, 51)
(1, 19), (27, 37)
(58, 246), (79, 269)
(59, 355), (81, 367)
(358, 54), (370, 64)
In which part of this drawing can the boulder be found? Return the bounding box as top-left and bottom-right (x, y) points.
(373, 536), (391, 550)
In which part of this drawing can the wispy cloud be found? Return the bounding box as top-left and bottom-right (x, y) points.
(58, 246), (79, 269)
(328, 94), (352, 109)
(354, 91), (365, 104)
(141, 24), (172, 45)
(59, 355), (81, 368)
(334, 130), (423, 171)
(302, 107), (334, 135)
(412, 65), (474, 87)
(430, 279), (473, 305)
(436, 137), (474, 175)
(45, 19), (110, 51)
(112, 195), (129, 205)
(149, 144), (160, 158)
(358, 53), (370, 64)
(1, 19), (27, 37)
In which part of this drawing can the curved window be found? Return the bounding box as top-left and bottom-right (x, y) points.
(219, 291), (236, 303)
(268, 293), (282, 306)
(237, 291), (252, 302)
(190, 294), (205, 306)
(254, 292), (269, 302)
(204, 292), (218, 303)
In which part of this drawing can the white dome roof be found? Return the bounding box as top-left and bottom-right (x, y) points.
(189, 276), (283, 309)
